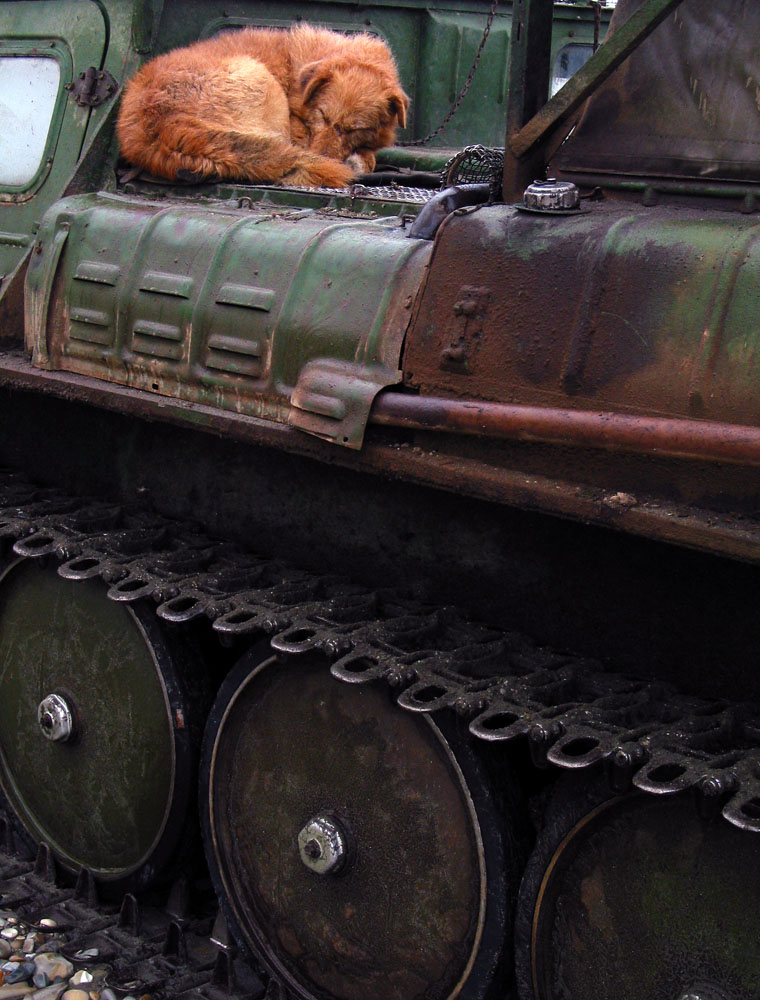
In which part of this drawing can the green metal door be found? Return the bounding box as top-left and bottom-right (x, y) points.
(0, 1), (106, 281)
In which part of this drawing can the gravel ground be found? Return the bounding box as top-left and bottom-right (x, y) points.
(0, 911), (149, 1000)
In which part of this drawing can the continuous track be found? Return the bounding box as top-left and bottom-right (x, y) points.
(1, 466), (760, 837)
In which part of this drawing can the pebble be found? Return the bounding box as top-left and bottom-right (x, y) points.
(68, 974), (92, 988)
(36, 923), (56, 932)
(0, 946), (10, 962)
(0, 932), (17, 943)
(32, 957), (72, 984)
(61, 990), (89, 1000)
(1, 964), (32, 985)
(20, 940), (34, 958)
(0, 985), (34, 999)
(32, 986), (66, 1000)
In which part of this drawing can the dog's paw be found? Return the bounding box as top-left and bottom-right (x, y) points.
(345, 151), (376, 175)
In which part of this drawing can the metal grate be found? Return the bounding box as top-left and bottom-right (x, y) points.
(442, 145), (505, 195)
(283, 182), (438, 204)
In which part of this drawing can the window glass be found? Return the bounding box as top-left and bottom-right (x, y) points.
(551, 43), (593, 96)
(0, 56), (61, 187)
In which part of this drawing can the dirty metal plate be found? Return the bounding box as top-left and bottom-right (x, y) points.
(403, 201), (760, 429)
(524, 792), (760, 1000)
(203, 656), (495, 1000)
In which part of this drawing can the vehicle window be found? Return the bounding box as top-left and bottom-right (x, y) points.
(0, 56), (61, 188)
(551, 42), (593, 96)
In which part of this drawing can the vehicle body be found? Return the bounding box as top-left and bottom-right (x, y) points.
(0, 1), (758, 999)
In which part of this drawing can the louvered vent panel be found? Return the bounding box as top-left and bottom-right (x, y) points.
(204, 283), (275, 379)
(130, 271), (193, 363)
(67, 260), (120, 350)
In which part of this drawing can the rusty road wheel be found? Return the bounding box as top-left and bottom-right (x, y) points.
(0, 557), (203, 890)
(201, 653), (513, 1000)
(515, 775), (760, 1000)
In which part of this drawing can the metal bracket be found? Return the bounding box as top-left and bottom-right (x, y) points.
(67, 67), (118, 108)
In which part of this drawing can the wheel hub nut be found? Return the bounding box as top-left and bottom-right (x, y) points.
(37, 694), (74, 742)
(677, 986), (733, 1000)
(297, 815), (348, 875)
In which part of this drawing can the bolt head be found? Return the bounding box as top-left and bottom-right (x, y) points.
(37, 694), (74, 743)
(297, 815), (348, 875)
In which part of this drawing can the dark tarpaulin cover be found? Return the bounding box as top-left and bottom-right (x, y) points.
(554, 0), (760, 182)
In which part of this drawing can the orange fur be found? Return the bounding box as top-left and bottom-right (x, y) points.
(116, 24), (409, 187)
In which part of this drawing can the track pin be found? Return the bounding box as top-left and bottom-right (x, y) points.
(118, 893), (141, 937)
(528, 721), (562, 768)
(605, 745), (647, 793)
(695, 773), (736, 822)
(74, 867), (98, 908)
(33, 842), (57, 884)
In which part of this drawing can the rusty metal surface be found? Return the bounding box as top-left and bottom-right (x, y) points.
(2, 351), (760, 565)
(370, 392), (760, 466)
(404, 201), (760, 428)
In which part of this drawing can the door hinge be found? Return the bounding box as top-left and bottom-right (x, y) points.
(67, 67), (118, 107)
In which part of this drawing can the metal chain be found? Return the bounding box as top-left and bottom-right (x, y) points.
(399, 0), (500, 147)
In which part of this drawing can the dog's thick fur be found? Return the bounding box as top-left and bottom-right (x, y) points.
(116, 24), (409, 187)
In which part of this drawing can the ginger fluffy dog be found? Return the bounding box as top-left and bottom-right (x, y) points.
(116, 24), (409, 188)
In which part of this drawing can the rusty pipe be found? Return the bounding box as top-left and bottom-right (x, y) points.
(370, 393), (760, 466)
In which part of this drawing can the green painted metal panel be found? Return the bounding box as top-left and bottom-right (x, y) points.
(26, 192), (432, 447)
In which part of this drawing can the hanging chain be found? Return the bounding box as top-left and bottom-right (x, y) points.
(399, 0), (500, 147)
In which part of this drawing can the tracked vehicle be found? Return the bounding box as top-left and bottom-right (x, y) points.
(0, 1), (759, 998)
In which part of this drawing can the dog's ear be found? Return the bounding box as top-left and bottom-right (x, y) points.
(299, 60), (333, 103)
(387, 89), (410, 129)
